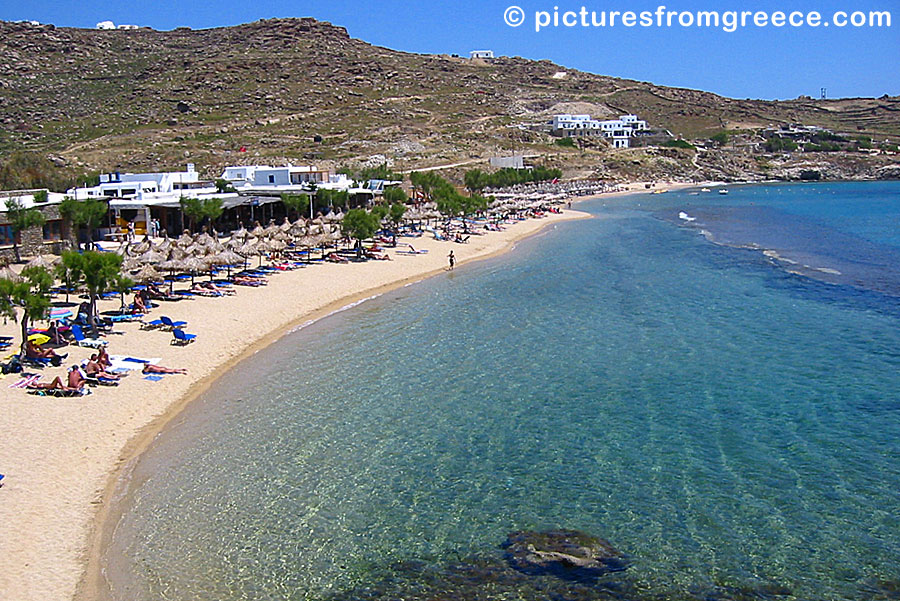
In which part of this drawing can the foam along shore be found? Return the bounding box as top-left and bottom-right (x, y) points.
(0, 207), (592, 601)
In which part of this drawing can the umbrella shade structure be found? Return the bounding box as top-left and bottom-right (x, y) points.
(28, 333), (51, 346)
(194, 232), (215, 248)
(175, 232), (194, 248)
(279, 217), (293, 232)
(214, 250), (246, 276)
(0, 264), (23, 282)
(130, 239), (152, 255)
(325, 210), (344, 223)
(49, 307), (74, 321)
(135, 249), (166, 265)
(229, 226), (249, 243)
(25, 254), (61, 270)
(133, 264), (163, 283)
(249, 224), (266, 238)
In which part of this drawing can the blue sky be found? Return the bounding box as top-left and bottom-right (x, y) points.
(3, 0), (897, 100)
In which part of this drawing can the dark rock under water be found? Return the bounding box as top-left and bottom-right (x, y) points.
(502, 529), (630, 581)
(322, 530), (797, 601)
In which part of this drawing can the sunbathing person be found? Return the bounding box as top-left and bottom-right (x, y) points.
(85, 354), (120, 380)
(68, 365), (88, 388)
(133, 292), (148, 314)
(25, 339), (65, 360)
(29, 366), (85, 391)
(97, 346), (112, 369)
(143, 363), (187, 375)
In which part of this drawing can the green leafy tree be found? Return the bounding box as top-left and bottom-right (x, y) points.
(341, 209), (380, 258)
(554, 137), (576, 148)
(281, 193), (310, 221)
(358, 163), (403, 182)
(709, 131), (729, 146)
(0, 266), (53, 356)
(387, 202), (407, 246)
(59, 197), (109, 248)
(214, 178), (235, 193)
(382, 186), (408, 203)
(33, 190), (49, 203)
(4, 198), (46, 262)
(110, 273), (136, 313)
(180, 197), (223, 232)
(54, 257), (79, 304)
(60, 250), (124, 335)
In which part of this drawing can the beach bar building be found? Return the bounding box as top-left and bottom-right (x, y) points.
(67, 164), (241, 238)
(0, 189), (75, 260)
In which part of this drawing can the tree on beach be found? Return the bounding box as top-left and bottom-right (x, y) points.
(60, 250), (124, 335)
(108, 272), (136, 313)
(387, 202), (407, 246)
(382, 186), (408, 204)
(341, 209), (380, 259)
(60, 197), (109, 249)
(180, 197), (223, 233)
(4, 197), (46, 263)
(280, 193), (310, 221)
(0, 266), (53, 357)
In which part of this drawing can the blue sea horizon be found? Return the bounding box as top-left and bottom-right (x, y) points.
(107, 181), (900, 601)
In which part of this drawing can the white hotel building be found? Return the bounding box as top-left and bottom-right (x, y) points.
(552, 114), (649, 148)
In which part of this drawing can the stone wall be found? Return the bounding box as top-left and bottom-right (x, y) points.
(0, 203), (75, 262)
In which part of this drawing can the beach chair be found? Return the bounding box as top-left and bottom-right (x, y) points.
(171, 328), (196, 346)
(141, 317), (165, 330)
(70, 324), (108, 348)
(160, 315), (188, 330)
(27, 386), (90, 397)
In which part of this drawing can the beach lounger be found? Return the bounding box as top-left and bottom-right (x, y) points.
(0, 473), (4, 487)
(141, 318), (165, 330)
(160, 315), (188, 330)
(71, 325), (108, 348)
(27, 386), (90, 397)
(171, 328), (197, 345)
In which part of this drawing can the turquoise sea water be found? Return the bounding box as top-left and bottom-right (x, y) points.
(107, 182), (900, 601)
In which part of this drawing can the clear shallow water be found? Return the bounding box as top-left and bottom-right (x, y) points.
(108, 183), (900, 601)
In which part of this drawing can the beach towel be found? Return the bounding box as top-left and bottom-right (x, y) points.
(143, 375), (163, 381)
(109, 356), (162, 372)
(9, 374), (40, 388)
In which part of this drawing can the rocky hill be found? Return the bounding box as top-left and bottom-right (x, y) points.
(1, 17), (898, 182)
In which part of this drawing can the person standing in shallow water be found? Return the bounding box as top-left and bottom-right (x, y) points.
(448, 250), (455, 270)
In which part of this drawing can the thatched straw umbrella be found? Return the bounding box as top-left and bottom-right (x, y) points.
(215, 249), (245, 277)
(175, 232), (194, 248)
(134, 263), (162, 284)
(136, 249), (166, 265)
(279, 217), (293, 232)
(25, 254), (60, 270)
(249, 224), (266, 238)
(180, 255), (206, 286)
(0, 263), (23, 283)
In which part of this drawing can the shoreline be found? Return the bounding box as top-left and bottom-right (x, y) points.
(77, 210), (590, 601)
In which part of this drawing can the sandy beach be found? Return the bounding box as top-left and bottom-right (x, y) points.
(0, 205), (603, 601)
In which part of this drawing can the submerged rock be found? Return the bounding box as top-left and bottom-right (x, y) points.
(503, 529), (629, 581)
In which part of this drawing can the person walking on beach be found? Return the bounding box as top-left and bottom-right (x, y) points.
(448, 250), (455, 270)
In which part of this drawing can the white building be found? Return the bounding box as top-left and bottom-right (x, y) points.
(470, 50), (494, 59)
(68, 164), (216, 200)
(221, 164), (332, 189)
(96, 21), (115, 30)
(552, 114), (648, 148)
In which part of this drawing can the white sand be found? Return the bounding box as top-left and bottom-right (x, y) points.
(0, 209), (590, 601)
